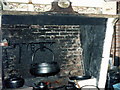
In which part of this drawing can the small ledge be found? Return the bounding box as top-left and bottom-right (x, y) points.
(2, 10), (120, 18)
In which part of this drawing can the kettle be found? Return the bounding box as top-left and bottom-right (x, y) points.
(33, 82), (48, 90)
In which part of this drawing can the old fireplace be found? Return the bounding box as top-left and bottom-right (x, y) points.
(0, 1), (113, 90)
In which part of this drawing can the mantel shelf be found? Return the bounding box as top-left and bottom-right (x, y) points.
(1, 10), (120, 18)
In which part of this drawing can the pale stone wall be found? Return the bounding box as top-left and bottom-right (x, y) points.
(102, 2), (117, 15)
(0, 1), (117, 15)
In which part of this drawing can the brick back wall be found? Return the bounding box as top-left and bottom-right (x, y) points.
(111, 2), (120, 65)
(2, 24), (84, 78)
(111, 20), (120, 66)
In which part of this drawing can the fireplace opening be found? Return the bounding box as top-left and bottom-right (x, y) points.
(1, 14), (107, 89)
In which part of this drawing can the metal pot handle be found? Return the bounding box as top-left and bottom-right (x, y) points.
(31, 46), (55, 62)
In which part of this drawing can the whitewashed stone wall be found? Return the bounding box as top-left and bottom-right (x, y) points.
(1, 2), (102, 14)
(0, 0), (117, 14)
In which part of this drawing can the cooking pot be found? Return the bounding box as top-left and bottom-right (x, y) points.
(30, 47), (60, 76)
(4, 74), (25, 88)
(68, 75), (91, 87)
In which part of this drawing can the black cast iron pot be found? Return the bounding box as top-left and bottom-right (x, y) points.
(68, 75), (91, 86)
(30, 62), (60, 76)
(30, 47), (60, 76)
(4, 75), (25, 89)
